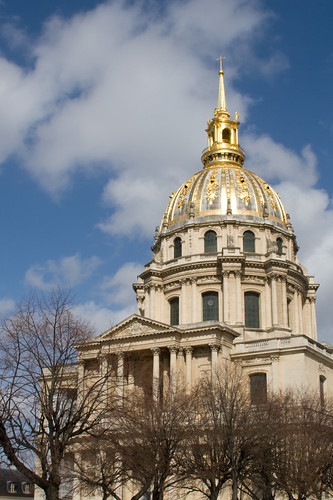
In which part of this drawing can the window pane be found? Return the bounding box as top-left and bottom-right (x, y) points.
(204, 231), (217, 253)
(250, 373), (267, 404)
(245, 292), (259, 328)
(203, 292), (219, 321)
(170, 298), (179, 325)
(174, 237), (182, 258)
(243, 231), (255, 253)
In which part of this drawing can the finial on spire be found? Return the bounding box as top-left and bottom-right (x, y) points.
(217, 55), (225, 73)
(217, 55), (227, 111)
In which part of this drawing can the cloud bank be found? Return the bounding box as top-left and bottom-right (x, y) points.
(0, 0), (331, 337)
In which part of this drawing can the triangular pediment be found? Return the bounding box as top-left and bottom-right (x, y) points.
(98, 314), (177, 340)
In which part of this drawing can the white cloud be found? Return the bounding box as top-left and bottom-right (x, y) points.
(25, 254), (102, 290)
(0, 0), (331, 339)
(100, 262), (142, 307)
(242, 134), (318, 187)
(74, 300), (136, 335)
(242, 131), (333, 339)
(74, 261), (142, 334)
(0, 298), (15, 317)
(0, 0), (269, 211)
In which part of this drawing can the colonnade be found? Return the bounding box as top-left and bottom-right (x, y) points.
(111, 344), (222, 399)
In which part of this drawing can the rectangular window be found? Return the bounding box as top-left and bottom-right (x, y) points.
(245, 292), (259, 328)
(170, 298), (179, 325)
(203, 292), (219, 321)
(250, 373), (267, 404)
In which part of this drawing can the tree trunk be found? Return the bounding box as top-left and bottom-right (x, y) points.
(44, 483), (60, 500)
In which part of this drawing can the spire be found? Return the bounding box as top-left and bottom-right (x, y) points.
(201, 57), (246, 168)
(217, 56), (227, 111)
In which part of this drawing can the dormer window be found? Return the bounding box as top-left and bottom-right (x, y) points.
(7, 482), (17, 494)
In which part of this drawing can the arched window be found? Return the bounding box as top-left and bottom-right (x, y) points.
(174, 237), (182, 259)
(276, 237), (283, 255)
(202, 292), (219, 321)
(250, 373), (267, 404)
(243, 230), (255, 253)
(204, 230), (217, 253)
(169, 297), (179, 326)
(244, 292), (260, 328)
(222, 128), (231, 143)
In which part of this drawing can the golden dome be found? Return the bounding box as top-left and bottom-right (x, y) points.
(162, 164), (288, 228)
(162, 57), (288, 230)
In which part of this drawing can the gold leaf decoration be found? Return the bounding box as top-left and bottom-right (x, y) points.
(204, 171), (219, 206)
(235, 171), (252, 206)
(177, 175), (196, 211)
(263, 183), (277, 212)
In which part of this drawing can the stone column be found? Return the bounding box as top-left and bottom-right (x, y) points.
(149, 285), (155, 319)
(223, 271), (229, 323)
(180, 279), (189, 324)
(210, 344), (220, 384)
(294, 290), (300, 334)
(185, 347), (193, 394)
(235, 271), (242, 324)
(72, 452), (82, 500)
(117, 352), (124, 399)
(271, 276), (278, 326)
(191, 278), (197, 323)
(169, 346), (178, 393)
(177, 347), (185, 388)
(281, 277), (288, 327)
(152, 348), (160, 400)
(99, 356), (109, 411)
(298, 292), (304, 333)
(264, 278), (272, 329)
(310, 297), (318, 339)
(127, 357), (135, 392)
(163, 354), (169, 398)
(270, 355), (280, 392)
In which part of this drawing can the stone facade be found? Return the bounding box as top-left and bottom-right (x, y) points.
(72, 64), (333, 499)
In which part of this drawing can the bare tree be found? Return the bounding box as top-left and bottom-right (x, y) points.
(273, 392), (333, 500)
(70, 433), (124, 500)
(114, 388), (191, 500)
(0, 290), (112, 500)
(178, 367), (257, 500)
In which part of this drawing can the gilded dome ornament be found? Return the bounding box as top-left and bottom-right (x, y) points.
(160, 59), (288, 230)
(204, 171), (219, 206)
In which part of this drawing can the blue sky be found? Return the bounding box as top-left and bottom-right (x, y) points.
(0, 0), (332, 340)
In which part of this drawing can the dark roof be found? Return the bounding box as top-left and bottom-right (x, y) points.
(0, 469), (34, 497)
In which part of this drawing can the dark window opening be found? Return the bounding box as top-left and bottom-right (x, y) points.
(250, 373), (267, 404)
(222, 128), (231, 142)
(203, 292), (219, 321)
(174, 237), (182, 259)
(243, 230), (255, 253)
(204, 230), (217, 253)
(276, 237), (283, 255)
(170, 298), (179, 326)
(245, 292), (260, 328)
